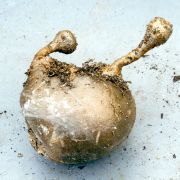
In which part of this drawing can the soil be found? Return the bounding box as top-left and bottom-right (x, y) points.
(47, 59), (128, 89)
(0, 110), (7, 115)
(17, 153), (23, 158)
(78, 165), (85, 170)
(161, 113), (164, 119)
(47, 59), (76, 87)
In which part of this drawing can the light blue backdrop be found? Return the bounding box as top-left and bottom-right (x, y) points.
(0, 0), (179, 179)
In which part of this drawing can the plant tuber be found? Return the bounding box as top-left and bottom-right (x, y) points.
(20, 17), (172, 164)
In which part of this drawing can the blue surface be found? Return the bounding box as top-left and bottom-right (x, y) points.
(0, 0), (179, 179)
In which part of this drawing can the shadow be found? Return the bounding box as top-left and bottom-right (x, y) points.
(31, 134), (137, 180)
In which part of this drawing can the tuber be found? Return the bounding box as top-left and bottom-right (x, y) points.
(20, 17), (172, 164)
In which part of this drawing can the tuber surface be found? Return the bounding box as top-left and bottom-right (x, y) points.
(20, 17), (172, 164)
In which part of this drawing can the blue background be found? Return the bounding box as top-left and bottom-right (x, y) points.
(0, 0), (179, 179)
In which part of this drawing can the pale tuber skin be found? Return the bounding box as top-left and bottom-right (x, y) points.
(20, 17), (172, 164)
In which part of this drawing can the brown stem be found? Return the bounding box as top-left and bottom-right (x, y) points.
(103, 17), (173, 76)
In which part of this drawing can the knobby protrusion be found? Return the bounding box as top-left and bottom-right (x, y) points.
(35, 30), (77, 59)
(103, 17), (173, 76)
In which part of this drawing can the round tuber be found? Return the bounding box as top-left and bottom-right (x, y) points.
(20, 17), (172, 164)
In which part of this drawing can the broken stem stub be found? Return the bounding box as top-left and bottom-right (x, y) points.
(103, 17), (173, 76)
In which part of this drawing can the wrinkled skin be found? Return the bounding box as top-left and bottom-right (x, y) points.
(20, 17), (172, 164)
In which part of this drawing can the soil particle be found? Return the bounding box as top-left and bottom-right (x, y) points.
(163, 99), (169, 104)
(142, 55), (149, 58)
(17, 153), (23, 158)
(150, 64), (158, 70)
(160, 113), (164, 119)
(173, 154), (176, 159)
(173, 75), (180, 82)
(78, 165), (85, 170)
(0, 110), (7, 115)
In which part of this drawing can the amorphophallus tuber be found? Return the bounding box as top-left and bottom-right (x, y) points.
(20, 17), (172, 164)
